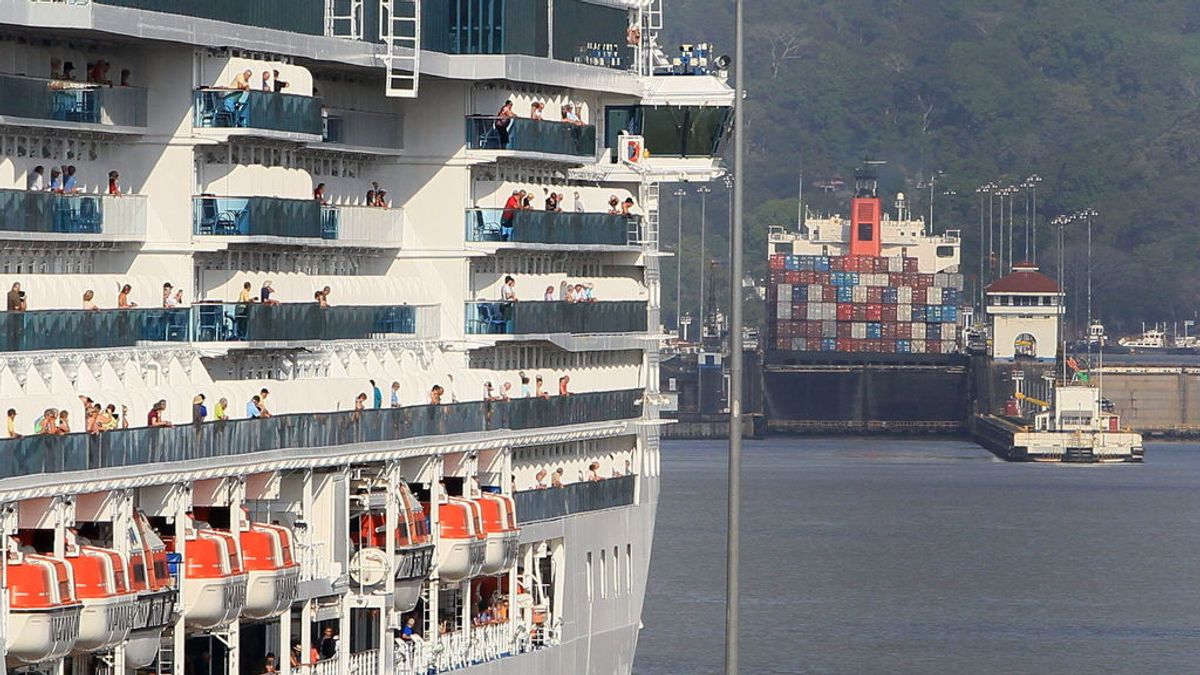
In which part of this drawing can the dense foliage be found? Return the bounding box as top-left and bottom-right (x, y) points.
(659, 0), (1200, 337)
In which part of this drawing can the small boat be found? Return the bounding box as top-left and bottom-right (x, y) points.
(172, 520), (248, 630)
(65, 533), (138, 653)
(125, 512), (178, 668)
(5, 543), (83, 665)
(429, 497), (486, 582)
(239, 522), (300, 620)
(475, 493), (520, 576)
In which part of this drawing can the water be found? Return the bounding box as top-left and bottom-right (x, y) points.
(634, 439), (1200, 674)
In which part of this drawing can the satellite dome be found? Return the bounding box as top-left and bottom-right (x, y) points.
(895, 192), (906, 200)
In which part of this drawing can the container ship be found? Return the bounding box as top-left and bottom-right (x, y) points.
(0, 2), (731, 675)
(762, 166), (971, 433)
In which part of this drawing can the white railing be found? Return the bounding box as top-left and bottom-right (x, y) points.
(393, 638), (431, 675)
(348, 650), (379, 675)
(297, 541), (329, 582)
(330, 206), (404, 246)
(100, 194), (148, 238)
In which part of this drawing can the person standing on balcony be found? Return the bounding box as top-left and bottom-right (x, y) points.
(500, 190), (522, 240)
(120, 69), (131, 87)
(258, 388), (273, 417)
(558, 375), (571, 396)
(429, 385), (444, 405)
(238, 281), (255, 304)
(56, 409), (72, 434)
(7, 283), (26, 312)
(215, 398), (229, 421)
(574, 191), (585, 212)
(260, 70), (272, 92)
(370, 380), (383, 409)
(82, 290), (99, 311)
(530, 101), (545, 120)
(621, 197), (636, 216)
(61, 61), (76, 81)
(272, 70), (289, 93)
(319, 626), (339, 660)
(230, 69), (252, 90)
(500, 276), (518, 302)
(107, 170), (121, 195)
(48, 168), (63, 193)
(534, 375), (549, 399)
(147, 400), (172, 427)
(26, 166), (44, 191)
(161, 283), (173, 308)
(6, 409), (20, 439)
(260, 281), (280, 306)
(245, 395), (262, 419)
(607, 195), (620, 214)
(191, 395), (207, 428)
(118, 284), (137, 308)
(543, 286), (555, 302)
(313, 183), (328, 205)
(63, 165), (79, 193)
(494, 100), (516, 149)
(544, 191), (559, 212)
(562, 103), (585, 126)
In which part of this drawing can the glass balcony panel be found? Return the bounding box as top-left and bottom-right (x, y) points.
(465, 117), (596, 157)
(0, 389), (642, 480)
(323, 109), (404, 151)
(514, 475), (637, 522)
(193, 89), (323, 136)
(0, 308), (189, 351)
(193, 197), (322, 238)
(464, 301), (647, 335)
(0, 74), (146, 127)
(191, 304), (416, 342)
(323, 206), (403, 245)
(0, 190), (147, 237)
(464, 209), (637, 246)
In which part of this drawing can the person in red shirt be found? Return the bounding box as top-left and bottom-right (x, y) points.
(500, 190), (523, 241)
(107, 170), (121, 195)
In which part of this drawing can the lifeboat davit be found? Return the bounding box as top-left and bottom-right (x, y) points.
(475, 494), (520, 576)
(174, 527), (247, 630)
(239, 523), (299, 620)
(430, 498), (486, 582)
(67, 543), (138, 652)
(5, 550), (83, 664)
(125, 513), (178, 669)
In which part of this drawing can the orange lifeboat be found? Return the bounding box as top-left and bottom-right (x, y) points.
(393, 486), (434, 612)
(5, 548), (83, 664)
(429, 497), (486, 582)
(475, 493), (520, 576)
(239, 523), (299, 620)
(125, 513), (177, 669)
(65, 538), (138, 653)
(171, 526), (247, 630)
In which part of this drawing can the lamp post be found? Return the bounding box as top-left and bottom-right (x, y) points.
(1007, 185), (1018, 272)
(673, 188), (687, 333)
(1026, 174), (1042, 263)
(1078, 208), (1097, 328)
(726, 0), (745, 670)
(976, 183), (993, 315)
(918, 169), (945, 233)
(697, 185), (712, 326)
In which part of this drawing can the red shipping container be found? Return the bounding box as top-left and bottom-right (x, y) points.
(881, 305), (897, 322)
(771, 271), (786, 284)
(904, 258), (919, 272)
(837, 338), (853, 352)
(882, 322), (897, 339)
(866, 304), (882, 321)
(881, 340), (897, 354)
(852, 304), (868, 321)
(785, 271), (801, 284)
(823, 286), (838, 302)
(837, 322), (853, 338)
(829, 257), (843, 272)
(807, 321), (823, 338)
(814, 272), (830, 285)
(769, 254), (785, 270)
(889, 273), (903, 286)
(867, 287), (883, 303)
(897, 323), (912, 339)
(776, 337), (790, 350)
(792, 302), (806, 316)
(837, 303), (853, 321)
(798, 270), (814, 284)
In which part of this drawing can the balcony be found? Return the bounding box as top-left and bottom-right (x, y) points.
(0, 74), (147, 132)
(514, 475), (636, 523)
(193, 89), (323, 140)
(0, 303), (422, 352)
(464, 209), (639, 247)
(465, 117), (596, 159)
(0, 190), (147, 241)
(322, 109), (404, 155)
(192, 197), (401, 247)
(0, 389), (643, 481)
(465, 301), (647, 335)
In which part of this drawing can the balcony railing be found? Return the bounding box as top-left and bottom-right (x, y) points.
(323, 109), (404, 152)
(464, 209), (639, 246)
(0, 389), (642, 481)
(465, 301), (647, 335)
(465, 117), (596, 157)
(193, 197), (399, 244)
(0, 303), (419, 352)
(514, 475), (636, 522)
(193, 89), (323, 136)
(0, 74), (146, 128)
(0, 190), (146, 239)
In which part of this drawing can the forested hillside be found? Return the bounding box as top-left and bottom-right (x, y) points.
(659, 0), (1200, 335)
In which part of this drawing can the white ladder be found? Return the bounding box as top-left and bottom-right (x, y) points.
(380, 0), (420, 98)
(325, 0), (364, 39)
(640, 181), (661, 248)
(638, 0), (667, 76)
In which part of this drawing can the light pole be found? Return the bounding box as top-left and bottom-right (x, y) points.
(987, 182), (997, 282)
(918, 169), (945, 233)
(673, 188), (687, 333)
(1007, 185), (1017, 272)
(976, 183), (993, 315)
(697, 185), (712, 327)
(996, 186), (1007, 274)
(1078, 208), (1097, 328)
(1027, 174), (1042, 263)
(1052, 214), (1068, 378)
(726, 0), (745, 670)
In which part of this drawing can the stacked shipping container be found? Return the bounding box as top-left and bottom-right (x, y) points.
(767, 253), (964, 355)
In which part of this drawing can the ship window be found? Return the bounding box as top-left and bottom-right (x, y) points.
(612, 546), (619, 596)
(625, 544), (632, 593)
(857, 223), (874, 241)
(936, 245), (954, 258)
(585, 552), (593, 601)
(599, 549), (607, 599)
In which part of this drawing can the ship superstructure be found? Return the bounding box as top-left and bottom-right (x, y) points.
(0, 2), (731, 675)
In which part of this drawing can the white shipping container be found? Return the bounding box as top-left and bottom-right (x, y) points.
(897, 304), (912, 322)
(926, 286), (941, 305)
(778, 283), (792, 298)
(941, 340), (957, 354)
(934, 273), (948, 288)
(808, 284), (823, 303)
(852, 322), (867, 339)
(912, 339), (926, 353)
(853, 286), (868, 303)
(912, 322), (926, 339)
(898, 287), (913, 304)
(943, 325), (958, 341)
(824, 303), (838, 320)
(792, 338), (807, 351)
(888, 256), (903, 272)
(778, 303), (791, 320)
(822, 320), (837, 338)
(950, 273), (965, 290)
(807, 304), (822, 320)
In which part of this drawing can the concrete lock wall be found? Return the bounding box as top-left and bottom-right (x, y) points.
(1101, 369), (1200, 433)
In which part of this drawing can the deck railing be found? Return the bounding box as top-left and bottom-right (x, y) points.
(513, 475), (637, 522)
(466, 116), (596, 157)
(0, 74), (146, 127)
(464, 208), (638, 246)
(0, 389), (642, 481)
(465, 300), (648, 335)
(193, 197), (401, 244)
(193, 88), (323, 136)
(0, 190), (146, 238)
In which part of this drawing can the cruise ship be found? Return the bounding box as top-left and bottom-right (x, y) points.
(0, 2), (731, 675)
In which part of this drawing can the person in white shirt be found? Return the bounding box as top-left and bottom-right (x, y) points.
(500, 275), (518, 302)
(26, 166), (44, 191)
(544, 286), (556, 302)
(573, 191), (584, 213)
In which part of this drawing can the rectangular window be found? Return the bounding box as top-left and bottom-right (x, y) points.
(585, 552), (593, 602)
(612, 546), (620, 596)
(599, 549), (607, 599)
(626, 544), (633, 593)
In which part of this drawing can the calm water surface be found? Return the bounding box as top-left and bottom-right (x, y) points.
(634, 439), (1200, 674)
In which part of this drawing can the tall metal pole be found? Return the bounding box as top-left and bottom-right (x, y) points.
(698, 185), (711, 328)
(1028, 175), (1041, 264)
(1008, 187), (1015, 273)
(1023, 184), (1031, 261)
(725, 0), (744, 670)
(997, 189), (1005, 275)
(988, 186), (995, 284)
(674, 188), (686, 332)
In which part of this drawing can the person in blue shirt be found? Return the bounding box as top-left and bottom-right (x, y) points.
(390, 381), (400, 408)
(63, 165), (78, 193)
(370, 380), (382, 409)
(246, 395), (262, 418)
(399, 617), (417, 641)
